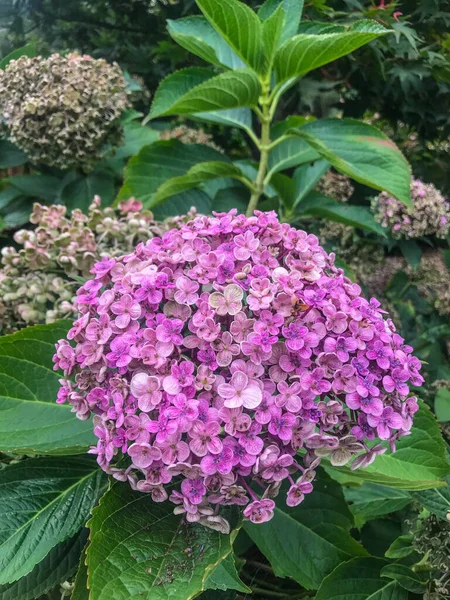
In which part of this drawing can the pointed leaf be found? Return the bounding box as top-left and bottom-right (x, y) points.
(152, 189), (212, 219)
(86, 483), (238, 600)
(0, 457), (105, 584)
(0, 321), (96, 454)
(150, 161), (249, 206)
(205, 554), (250, 593)
(381, 564), (427, 594)
(267, 137), (320, 179)
(0, 140), (27, 169)
(148, 68), (261, 120)
(274, 21), (390, 82)
(262, 5), (285, 69)
(0, 530), (88, 600)
(0, 43), (36, 70)
(414, 475), (450, 520)
(117, 140), (223, 207)
(293, 159), (330, 206)
(315, 558), (408, 600)
(259, 0), (304, 42)
(244, 472), (367, 589)
(167, 16), (245, 69)
(292, 119), (411, 205)
(298, 21), (346, 34)
(196, 0), (264, 72)
(344, 484), (412, 522)
(385, 535), (415, 559)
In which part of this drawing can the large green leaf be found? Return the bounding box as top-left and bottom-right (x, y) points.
(381, 564), (427, 595)
(414, 476), (450, 520)
(244, 472), (367, 589)
(117, 140), (223, 207)
(0, 140), (28, 169)
(152, 189), (212, 219)
(261, 5), (284, 70)
(150, 161), (249, 206)
(327, 403), (450, 490)
(274, 21), (389, 82)
(315, 558), (408, 600)
(0, 321), (96, 454)
(292, 119), (411, 206)
(196, 0), (264, 72)
(7, 174), (63, 202)
(167, 17), (245, 69)
(113, 121), (159, 161)
(0, 43), (36, 69)
(148, 68), (261, 120)
(297, 192), (387, 236)
(344, 484), (412, 524)
(0, 529), (88, 600)
(71, 544), (89, 600)
(0, 457), (105, 585)
(258, 0), (304, 42)
(86, 483), (238, 600)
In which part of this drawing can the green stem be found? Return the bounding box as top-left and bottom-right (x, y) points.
(246, 85), (272, 217)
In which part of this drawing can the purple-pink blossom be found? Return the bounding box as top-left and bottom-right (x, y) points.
(53, 209), (423, 530)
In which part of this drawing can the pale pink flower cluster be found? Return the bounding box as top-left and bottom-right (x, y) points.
(54, 210), (423, 528)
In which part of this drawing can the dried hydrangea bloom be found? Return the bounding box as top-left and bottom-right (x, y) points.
(0, 198), (194, 333)
(54, 210), (423, 528)
(372, 178), (450, 239)
(316, 171), (354, 203)
(0, 53), (129, 171)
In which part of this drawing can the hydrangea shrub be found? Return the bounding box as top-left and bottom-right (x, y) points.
(54, 210), (423, 527)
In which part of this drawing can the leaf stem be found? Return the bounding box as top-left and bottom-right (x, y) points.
(246, 82), (272, 217)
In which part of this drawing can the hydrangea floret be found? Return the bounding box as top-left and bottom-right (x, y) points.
(372, 177), (450, 239)
(54, 210), (423, 529)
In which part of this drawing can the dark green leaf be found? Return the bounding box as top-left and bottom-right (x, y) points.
(152, 189), (212, 219)
(398, 240), (422, 270)
(193, 108), (253, 133)
(292, 119), (411, 206)
(297, 22), (346, 34)
(60, 169), (115, 212)
(71, 543), (89, 600)
(0, 140), (28, 169)
(0, 457), (105, 584)
(0, 529), (88, 600)
(292, 159), (330, 207)
(205, 553), (250, 593)
(86, 483), (238, 600)
(315, 558), (408, 600)
(113, 121), (159, 161)
(149, 68), (261, 120)
(0, 43), (37, 69)
(212, 186), (249, 214)
(244, 472), (367, 589)
(414, 476), (450, 520)
(150, 161), (248, 206)
(267, 138), (320, 179)
(270, 173), (296, 208)
(274, 21), (389, 82)
(434, 387), (450, 422)
(196, 0), (264, 72)
(0, 321), (96, 454)
(385, 535), (415, 559)
(0, 186), (22, 211)
(258, 0), (304, 42)
(8, 174), (63, 202)
(326, 402), (450, 490)
(298, 192), (386, 236)
(381, 564), (427, 594)
(344, 484), (411, 524)
(117, 140), (223, 208)
(167, 17), (245, 69)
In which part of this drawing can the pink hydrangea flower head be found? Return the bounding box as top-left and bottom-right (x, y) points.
(53, 209), (423, 529)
